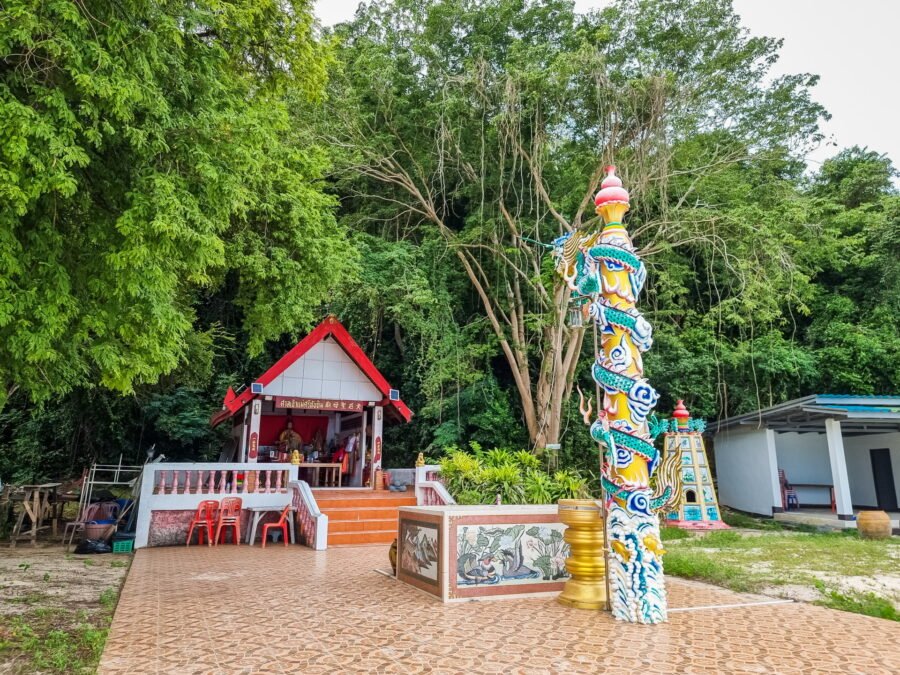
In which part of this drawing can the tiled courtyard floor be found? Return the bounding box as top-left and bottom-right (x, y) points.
(100, 546), (900, 675)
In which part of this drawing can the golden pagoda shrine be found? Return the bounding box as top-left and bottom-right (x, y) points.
(664, 401), (730, 530)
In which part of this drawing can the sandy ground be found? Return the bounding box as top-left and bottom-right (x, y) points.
(673, 527), (900, 610)
(0, 545), (129, 616)
(764, 571), (900, 608)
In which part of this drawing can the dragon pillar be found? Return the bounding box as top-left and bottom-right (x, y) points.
(554, 166), (679, 624)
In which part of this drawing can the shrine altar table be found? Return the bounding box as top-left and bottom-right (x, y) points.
(298, 463), (342, 488)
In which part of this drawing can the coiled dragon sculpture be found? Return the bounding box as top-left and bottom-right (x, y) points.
(556, 166), (680, 624)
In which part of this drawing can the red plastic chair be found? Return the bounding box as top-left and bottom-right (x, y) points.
(215, 497), (242, 545)
(186, 500), (219, 546)
(261, 505), (292, 548)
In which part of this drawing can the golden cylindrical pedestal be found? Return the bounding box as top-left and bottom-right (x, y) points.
(557, 499), (607, 610)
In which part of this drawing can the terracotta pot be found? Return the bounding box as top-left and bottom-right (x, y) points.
(857, 510), (892, 539)
(389, 538), (398, 576)
(374, 469), (384, 491)
(383, 472), (392, 489)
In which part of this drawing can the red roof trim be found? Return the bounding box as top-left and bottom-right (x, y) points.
(211, 316), (412, 425)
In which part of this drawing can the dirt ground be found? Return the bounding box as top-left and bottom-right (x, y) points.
(0, 546), (128, 616)
(0, 545), (130, 674)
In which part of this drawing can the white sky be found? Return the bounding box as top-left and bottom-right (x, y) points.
(315, 0), (900, 169)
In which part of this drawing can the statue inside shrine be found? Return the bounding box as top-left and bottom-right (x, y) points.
(278, 419), (303, 460)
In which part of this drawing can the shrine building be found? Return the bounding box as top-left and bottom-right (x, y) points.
(210, 316), (412, 489)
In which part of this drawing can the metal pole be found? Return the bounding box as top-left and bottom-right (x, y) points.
(592, 318), (612, 612)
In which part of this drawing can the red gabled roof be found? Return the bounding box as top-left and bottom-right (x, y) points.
(210, 316), (413, 426)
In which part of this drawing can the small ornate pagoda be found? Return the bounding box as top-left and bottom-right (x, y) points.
(664, 401), (729, 530)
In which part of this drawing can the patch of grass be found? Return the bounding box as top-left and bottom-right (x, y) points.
(660, 526), (690, 541)
(99, 588), (118, 610)
(781, 522), (821, 534)
(0, 607), (112, 674)
(109, 560), (128, 569)
(663, 551), (756, 593)
(721, 508), (782, 530)
(814, 582), (900, 621)
(699, 530), (743, 546)
(7, 592), (47, 606)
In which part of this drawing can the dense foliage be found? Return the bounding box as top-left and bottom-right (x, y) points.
(0, 0), (350, 407)
(1, 0), (897, 484)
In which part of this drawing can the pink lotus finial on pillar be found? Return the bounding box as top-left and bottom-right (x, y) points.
(594, 165), (630, 208)
(594, 165), (630, 224)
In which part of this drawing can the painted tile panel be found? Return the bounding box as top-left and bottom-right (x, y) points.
(399, 520), (440, 586)
(455, 523), (570, 588)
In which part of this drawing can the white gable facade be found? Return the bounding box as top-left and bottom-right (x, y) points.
(262, 338), (382, 402)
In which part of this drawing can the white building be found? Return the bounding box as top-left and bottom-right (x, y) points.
(712, 395), (900, 531)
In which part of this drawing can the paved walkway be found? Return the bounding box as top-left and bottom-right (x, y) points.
(100, 546), (900, 674)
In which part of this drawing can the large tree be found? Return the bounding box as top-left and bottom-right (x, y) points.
(325, 0), (826, 448)
(0, 0), (352, 407)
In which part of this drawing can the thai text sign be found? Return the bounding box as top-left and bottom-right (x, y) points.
(274, 397), (365, 412)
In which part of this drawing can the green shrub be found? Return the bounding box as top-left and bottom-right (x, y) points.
(550, 470), (590, 501)
(483, 448), (516, 468)
(523, 470), (554, 504)
(513, 451), (541, 471)
(437, 444), (593, 505)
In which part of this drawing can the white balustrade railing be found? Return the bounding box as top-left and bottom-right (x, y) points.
(414, 464), (456, 506)
(135, 462), (298, 549)
(152, 466), (290, 495)
(289, 480), (328, 550)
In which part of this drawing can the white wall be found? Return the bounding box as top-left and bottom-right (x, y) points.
(712, 428), (779, 516)
(264, 338), (382, 402)
(773, 432), (831, 506)
(842, 431), (900, 509)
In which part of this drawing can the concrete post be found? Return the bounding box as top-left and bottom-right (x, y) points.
(825, 418), (853, 519)
(359, 408), (368, 487)
(238, 406), (249, 462)
(765, 429), (783, 513)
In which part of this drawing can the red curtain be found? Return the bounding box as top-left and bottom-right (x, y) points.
(259, 415), (328, 446)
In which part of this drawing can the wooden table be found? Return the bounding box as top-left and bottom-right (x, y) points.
(9, 483), (62, 547)
(298, 463), (342, 488)
(245, 505), (296, 545)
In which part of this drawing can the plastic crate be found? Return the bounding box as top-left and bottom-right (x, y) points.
(112, 539), (133, 554)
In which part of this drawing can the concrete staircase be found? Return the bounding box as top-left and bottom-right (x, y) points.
(312, 489), (417, 547)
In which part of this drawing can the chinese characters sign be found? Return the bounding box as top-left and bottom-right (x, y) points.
(274, 397), (365, 412)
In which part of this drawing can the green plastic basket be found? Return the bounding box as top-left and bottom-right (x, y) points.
(112, 539), (134, 554)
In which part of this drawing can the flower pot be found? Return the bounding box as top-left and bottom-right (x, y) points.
(383, 472), (392, 490)
(857, 510), (892, 539)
